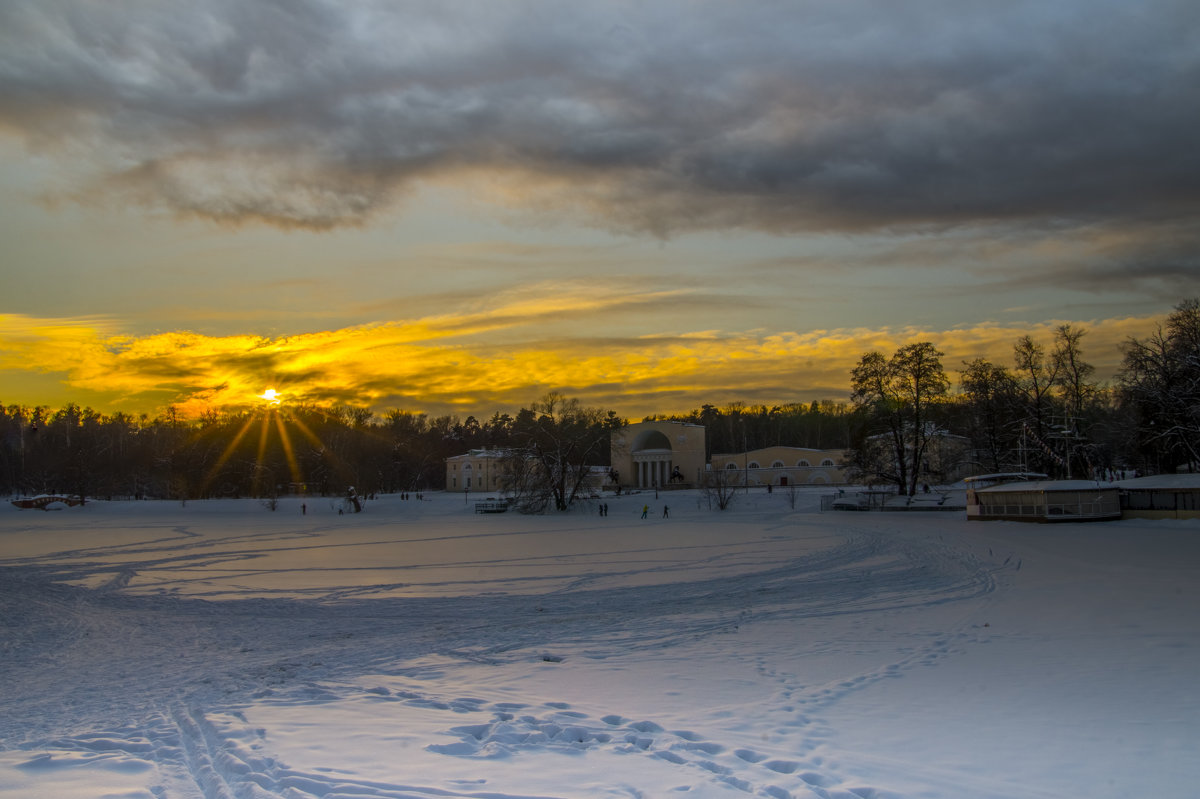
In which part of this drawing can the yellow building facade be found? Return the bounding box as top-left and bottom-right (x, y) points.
(609, 421), (707, 490)
(445, 449), (508, 493)
(709, 446), (848, 486)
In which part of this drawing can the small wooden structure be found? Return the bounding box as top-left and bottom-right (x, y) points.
(967, 480), (1121, 522)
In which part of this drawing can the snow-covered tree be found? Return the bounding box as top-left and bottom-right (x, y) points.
(849, 342), (950, 496)
(1119, 298), (1200, 473)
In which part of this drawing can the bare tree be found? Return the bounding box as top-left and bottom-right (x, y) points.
(958, 358), (1020, 473)
(505, 393), (620, 513)
(1119, 298), (1200, 472)
(782, 480), (801, 510)
(500, 448), (552, 514)
(1013, 334), (1059, 439)
(1052, 323), (1097, 419)
(700, 466), (739, 510)
(850, 342), (950, 496)
(850, 351), (908, 490)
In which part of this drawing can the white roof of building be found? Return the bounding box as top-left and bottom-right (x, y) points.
(627, 420), (703, 428)
(448, 449), (511, 460)
(1115, 474), (1200, 490)
(976, 480), (1119, 493)
(711, 447), (843, 458)
(963, 472), (1049, 484)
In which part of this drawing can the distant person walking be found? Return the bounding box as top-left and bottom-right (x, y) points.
(301, 503), (306, 515)
(641, 504), (649, 519)
(662, 505), (669, 518)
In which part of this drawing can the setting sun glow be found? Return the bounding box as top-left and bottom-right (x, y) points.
(0, 3), (1192, 425)
(0, 309), (1167, 421)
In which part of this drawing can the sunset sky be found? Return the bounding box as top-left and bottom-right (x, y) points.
(2, 1), (1197, 421)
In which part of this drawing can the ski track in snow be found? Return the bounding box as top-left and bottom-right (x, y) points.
(0, 501), (1018, 798)
(11, 673), (981, 799)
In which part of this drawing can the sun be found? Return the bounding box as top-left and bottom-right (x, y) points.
(202, 387), (327, 497)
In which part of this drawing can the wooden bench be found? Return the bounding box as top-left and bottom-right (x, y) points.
(474, 500), (508, 513)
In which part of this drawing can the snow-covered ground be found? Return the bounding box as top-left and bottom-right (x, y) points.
(1, 489), (1197, 799)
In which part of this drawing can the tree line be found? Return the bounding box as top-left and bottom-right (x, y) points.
(2, 299), (1195, 502)
(843, 299), (1199, 494)
(0, 395), (626, 502)
(0, 393), (858, 501)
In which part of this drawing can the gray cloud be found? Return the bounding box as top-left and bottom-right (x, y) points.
(1, 0), (1197, 234)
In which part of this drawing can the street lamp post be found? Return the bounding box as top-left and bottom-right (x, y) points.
(740, 419), (749, 493)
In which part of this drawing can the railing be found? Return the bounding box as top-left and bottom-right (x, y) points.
(978, 499), (1119, 519)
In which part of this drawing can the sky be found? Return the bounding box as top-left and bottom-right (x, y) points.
(1, 0), (1198, 421)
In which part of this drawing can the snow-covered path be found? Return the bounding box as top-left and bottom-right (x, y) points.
(1, 491), (1197, 798)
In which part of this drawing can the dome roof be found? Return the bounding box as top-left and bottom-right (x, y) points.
(633, 430), (672, 451)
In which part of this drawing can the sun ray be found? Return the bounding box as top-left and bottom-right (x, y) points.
(253, 412), (272, 496)
(273, 412), (303, 487)
(201, 414), (257, 495)
(288, 414), (325, 449)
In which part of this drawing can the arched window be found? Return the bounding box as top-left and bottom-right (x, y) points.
(725, 463), (738, 470)
(797, 460), (810, 467)
(464, 463), (472, 471)
(821, 459), (835, 467)
(748, 462), (760, 469)
(771, 461), (785, 468)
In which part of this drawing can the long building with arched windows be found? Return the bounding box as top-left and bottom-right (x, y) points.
(445, 424), (847, 496)
(709, 445), (849, 486)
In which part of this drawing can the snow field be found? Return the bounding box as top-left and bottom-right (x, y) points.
(1, 489), (1198, 798)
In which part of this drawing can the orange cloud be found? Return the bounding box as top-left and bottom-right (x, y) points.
(0, 309), (1165, 420)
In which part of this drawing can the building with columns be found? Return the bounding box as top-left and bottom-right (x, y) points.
(609, 421), (707, 490)
(446, 426), (845, 497)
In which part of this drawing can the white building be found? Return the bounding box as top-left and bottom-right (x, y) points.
(445, 449), (509, 493)
(967, 479), (1122, 522)
(445, 449), (612, 496)
(1116, 473), (1200, 520)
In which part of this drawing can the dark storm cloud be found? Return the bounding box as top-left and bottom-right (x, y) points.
(996, 235), (1200, 299)
(1, 0), (1197, 233)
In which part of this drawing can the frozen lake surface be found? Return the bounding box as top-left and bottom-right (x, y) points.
(1, 489), (1197, 798)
